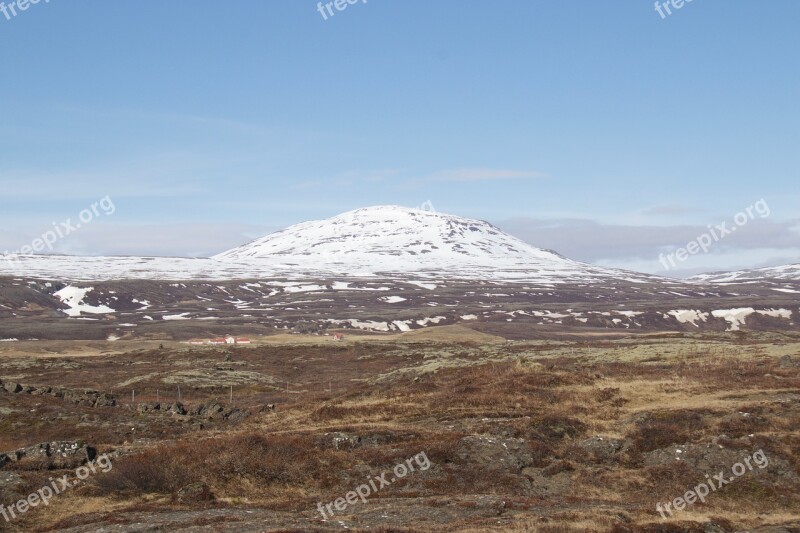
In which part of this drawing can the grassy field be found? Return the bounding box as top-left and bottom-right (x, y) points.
(1, 330), (799, 531)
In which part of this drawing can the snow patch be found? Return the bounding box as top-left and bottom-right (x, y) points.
(163, 313), (191, 321)
(392, 320), (412, 332)
(711, 308), (755, 331)
(416, 316), (446, 326)
(757, 308), (792, 319)
(347, 319), (391, 331)
(54, 286), (116, 317)
(668, 310), (709, 328)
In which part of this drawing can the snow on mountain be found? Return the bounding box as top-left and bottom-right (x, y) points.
(213, 206), (662, 283)
(1, 206), (666, 283)
(691, 263), (800, 283)
(215, 206), (553, 263)
(0, 255), (285, 282)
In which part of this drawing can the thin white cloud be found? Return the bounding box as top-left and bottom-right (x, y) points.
(640, 204), (706, 216)
(425, 168), (545, 182)
(498, 216), (800, 277)
(0, 223), (275, 258)
(289, 169), (402, 190)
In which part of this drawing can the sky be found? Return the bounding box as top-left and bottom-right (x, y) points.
(0, 0), (798, 277)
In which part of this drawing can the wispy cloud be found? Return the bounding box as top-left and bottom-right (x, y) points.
(424, 168), (545, 183)
(0, 223), (274, 258)
(290, 169), (402, 190)
(640, 204), (705, 216)
(497, 216), (800, 277)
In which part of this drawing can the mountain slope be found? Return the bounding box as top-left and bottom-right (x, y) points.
(215, 206), (556, 262)
(213, 206), (662, 283)
(691, 263), (800, 283)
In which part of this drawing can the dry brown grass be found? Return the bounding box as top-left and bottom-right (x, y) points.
(3, 335), (800, 531)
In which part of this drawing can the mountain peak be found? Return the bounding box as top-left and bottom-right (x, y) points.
(212, 205), (653, 283)
(214, 205), (545, 263)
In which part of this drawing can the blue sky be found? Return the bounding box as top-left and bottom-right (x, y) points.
(0, 0), (798, 276)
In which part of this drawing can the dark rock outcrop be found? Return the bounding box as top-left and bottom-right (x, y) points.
(2, 441), (97, 470)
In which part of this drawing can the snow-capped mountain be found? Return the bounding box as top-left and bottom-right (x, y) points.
(213, 206), (660, 283)
(1, 205), (665, 283)
(3, 206), (799, 337)
(691, 263), (800, 283)
(215, 206), (545, 262)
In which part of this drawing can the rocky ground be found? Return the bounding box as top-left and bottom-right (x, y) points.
(0, 330), (799, 531)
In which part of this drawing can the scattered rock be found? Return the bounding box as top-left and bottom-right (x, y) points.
(224, 408), (250, 424)
(570, 436), (624, 464)
(137, 402), (161, 413)
(3, 382), (22, 394)
(93, 393), (116, 407)
(455, 435), (533, 472)
(318, 431), (411, 450)
(322, 432), (362, 450)
(3, 441), (97, 470)
(641, 437), (797, 480)
(166, 402), (187, 416)
(0, 382), (116, 406)
(206, 401), (225, 420)
(176, 482), (214, 504)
